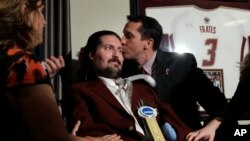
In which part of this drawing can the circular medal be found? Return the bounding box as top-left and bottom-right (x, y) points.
(138, 106), (157, 118)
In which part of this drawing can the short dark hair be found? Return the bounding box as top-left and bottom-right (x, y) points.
(127, 15), (163, 50)
(78, 30), (120, 81)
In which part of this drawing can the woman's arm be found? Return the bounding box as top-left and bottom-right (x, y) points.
(186, 117), (222, 141)
(18, 84), (71, 141)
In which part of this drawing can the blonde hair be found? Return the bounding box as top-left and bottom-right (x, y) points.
(0, 0), (43, 49)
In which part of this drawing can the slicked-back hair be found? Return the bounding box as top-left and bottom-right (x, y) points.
(127, 15), (163, 50)
(78, 30), (121, 81)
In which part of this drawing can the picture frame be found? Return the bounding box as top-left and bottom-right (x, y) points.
(137, 0), (250, 16)
(145, 5), (250, 99)
(203, 69), (224, 93)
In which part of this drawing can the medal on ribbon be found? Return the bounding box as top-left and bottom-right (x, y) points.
(138, 100), (165, 141)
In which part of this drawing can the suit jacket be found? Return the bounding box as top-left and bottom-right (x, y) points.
(122, 50), (228, 130)
(65, 78), (192, 141)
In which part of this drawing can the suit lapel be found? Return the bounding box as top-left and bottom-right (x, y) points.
(155, 51), (170, 80)
(155, 51), (177, 101)
(88, 79), (126, 112)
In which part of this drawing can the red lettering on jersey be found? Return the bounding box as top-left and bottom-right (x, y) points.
(202, 39), (217, 66)
(199, 26), (216, 34)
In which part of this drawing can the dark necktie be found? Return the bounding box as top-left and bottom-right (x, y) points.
(140, 67), (148, 74)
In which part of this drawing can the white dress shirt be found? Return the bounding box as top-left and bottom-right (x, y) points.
(142, 51), (157, 75)
(99, 76), (145, 135)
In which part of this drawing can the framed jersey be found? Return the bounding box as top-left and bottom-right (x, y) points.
(146, 5), (250, 99)
(137, 0), (250, 16)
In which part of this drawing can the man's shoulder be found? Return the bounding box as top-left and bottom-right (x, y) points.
(157, 50), (195, 63)
(159, 50), (194, 57)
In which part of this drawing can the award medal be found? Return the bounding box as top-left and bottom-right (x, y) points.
(138, 106), (165, 141)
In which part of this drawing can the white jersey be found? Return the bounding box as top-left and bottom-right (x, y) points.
(146, 5), (250, 98)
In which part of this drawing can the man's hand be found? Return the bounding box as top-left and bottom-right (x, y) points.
(45, 56), (65, 78)
(186, 118), (222, 141)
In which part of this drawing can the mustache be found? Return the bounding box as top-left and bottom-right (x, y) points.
(108, 58), (121, 65)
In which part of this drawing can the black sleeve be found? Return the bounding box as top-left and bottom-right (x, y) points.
(183, 53), (228, 118)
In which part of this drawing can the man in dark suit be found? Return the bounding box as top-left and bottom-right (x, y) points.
(121, 15), (230, 140)
(65, 30), (192, 141)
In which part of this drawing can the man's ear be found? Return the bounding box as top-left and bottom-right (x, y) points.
(144, 38), (154, 50)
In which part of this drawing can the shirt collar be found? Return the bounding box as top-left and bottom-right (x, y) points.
(98, 76), (117, 87)
(142, 51), (157, 75)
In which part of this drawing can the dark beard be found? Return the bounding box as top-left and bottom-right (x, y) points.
(96, 66), (121, 78)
